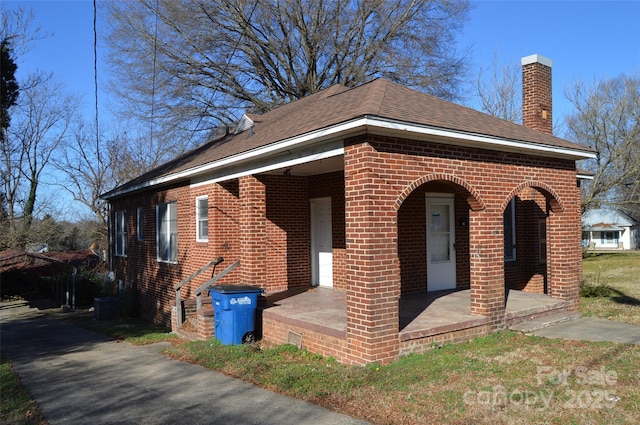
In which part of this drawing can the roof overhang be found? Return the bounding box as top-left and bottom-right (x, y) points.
(364, 116), (596, 161)
(577, 172), (594, 180)
(585, 225), (625, 232)
(103, 116), (596, 200)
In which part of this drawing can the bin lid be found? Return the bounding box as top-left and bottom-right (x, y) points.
(209, 284), (263, 293)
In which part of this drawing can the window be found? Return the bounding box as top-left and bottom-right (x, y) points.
(157, 202), (177, 262)
(115, 210), (126, 257)
(601, 231), (618, 245)
(196, 196), (209, 242)
(504, 198), (516, 261)
(136, 207), (144, 241)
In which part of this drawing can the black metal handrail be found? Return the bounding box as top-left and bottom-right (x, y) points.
(193, 260), (240, 310)
(174, 256), (224, 328)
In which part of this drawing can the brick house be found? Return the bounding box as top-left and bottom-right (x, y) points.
(102, 55), (595, 365)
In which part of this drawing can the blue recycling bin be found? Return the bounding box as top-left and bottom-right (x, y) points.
(210, 285), (263, 345)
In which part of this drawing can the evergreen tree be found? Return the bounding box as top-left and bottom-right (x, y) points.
(1, 38), (19, 140)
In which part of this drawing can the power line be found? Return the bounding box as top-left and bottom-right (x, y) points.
(93, 0), (100, 159)
(150, 0), (159, 145)
(189, 0), (260, 143)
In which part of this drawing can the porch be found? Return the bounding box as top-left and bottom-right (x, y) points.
(261, 287), (568, 359)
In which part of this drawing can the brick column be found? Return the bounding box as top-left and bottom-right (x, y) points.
(547, 187), (582, 311)
(469, 209), (505, 328)
(344, 142), (400, 365)
(239, 176), (267, 287)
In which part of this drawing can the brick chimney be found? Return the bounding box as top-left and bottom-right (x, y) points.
(521, 54), (553, 134)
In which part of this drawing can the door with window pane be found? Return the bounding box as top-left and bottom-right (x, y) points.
(426, 195), (456, 291)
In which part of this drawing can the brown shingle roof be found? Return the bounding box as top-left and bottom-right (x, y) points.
(103, 78), (594, 199)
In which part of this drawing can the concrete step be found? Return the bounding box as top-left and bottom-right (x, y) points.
(509, 311), (582, 333)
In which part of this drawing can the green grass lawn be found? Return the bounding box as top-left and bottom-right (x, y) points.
(4, 252), (639, 425)
(162, 331), (639, 425)
(580, 252), (640, 325)
(0, 356), (46, 425)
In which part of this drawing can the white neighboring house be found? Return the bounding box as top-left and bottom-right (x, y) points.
(582, 209), (639, 250)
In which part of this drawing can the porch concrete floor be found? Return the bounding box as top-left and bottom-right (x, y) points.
(262, 287), (567, 341)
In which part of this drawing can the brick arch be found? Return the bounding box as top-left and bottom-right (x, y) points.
(394, 173), (486, 212)
(502, 180), (565, 213)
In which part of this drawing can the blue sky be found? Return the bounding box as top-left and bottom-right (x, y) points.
(462, 0), (640, 126)
(3, 0), (640, 219)
(7, 1), (639, 124)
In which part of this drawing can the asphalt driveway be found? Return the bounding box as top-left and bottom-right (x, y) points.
(1, 301), (369, 425)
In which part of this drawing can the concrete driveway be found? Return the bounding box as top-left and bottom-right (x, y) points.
(1, 301), (369, 425)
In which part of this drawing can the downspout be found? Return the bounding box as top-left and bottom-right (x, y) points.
(107, 202), (114, 282)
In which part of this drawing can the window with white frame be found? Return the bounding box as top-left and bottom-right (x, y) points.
(196, 196), (209, 242)
(504, 198), (516, 261)
(601, 231), (618, 245)
(115, 210), (126, 256)
(136, 207), (144, 241)
(157, 201), (177, 262)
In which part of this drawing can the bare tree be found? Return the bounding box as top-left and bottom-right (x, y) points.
(54, 121), (111, 240)
(474, 53), (521, 123)
(54, 120), (162, 251)
(1, 73), (78, 249)
(0, 6), (47, 57)
(564, 73), (640, 214)
(104, 0), (470, 149)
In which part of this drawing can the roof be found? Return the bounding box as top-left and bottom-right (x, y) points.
(0, 250), (101, 274)
(588, 223), (625, 232)
(103, 78), (596, 200)
(576, 167), (595, 180)
(0, 250), (62, 274)
(582, 209), (637, 229)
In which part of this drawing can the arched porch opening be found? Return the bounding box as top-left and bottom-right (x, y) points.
(502, 181), (565, 296)
(395, 175), (485, 331)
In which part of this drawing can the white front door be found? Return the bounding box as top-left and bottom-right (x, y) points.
(426, 194), (456, 291)
(311, 197), (333, 287)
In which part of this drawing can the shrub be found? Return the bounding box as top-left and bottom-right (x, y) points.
(579, 280), (612, 298)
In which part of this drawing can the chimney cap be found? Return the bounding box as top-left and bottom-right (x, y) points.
(521, 54), (552, 68)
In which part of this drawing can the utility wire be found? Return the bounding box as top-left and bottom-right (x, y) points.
(150, 0), (159, 146)
(93, 0), (100, 159)
(189, 0), (260, 144)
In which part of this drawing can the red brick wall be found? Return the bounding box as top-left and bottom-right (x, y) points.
(110, 171), (349, 327)
(212, 179), (242, 264)
(547, 180), (582, 311)
(399, 324), (493, 356)
(110, 181), (245, 327)
(262, 316), (348, 362)
(262, 175), (310, 292)
(523, 59), (553, 134)
(344, 142), (401, 364)
(239, 176), (267, 288)
(111, 130), (581, 365)
(341, 133), (580, 364)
